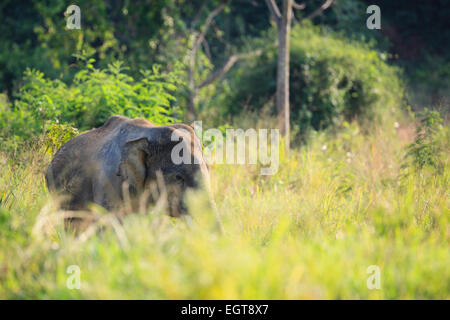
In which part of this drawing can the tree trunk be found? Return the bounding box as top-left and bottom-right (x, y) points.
(186, 85), (197, 122)
(276, 0), (292, 151)
(186, 47), (197, 122)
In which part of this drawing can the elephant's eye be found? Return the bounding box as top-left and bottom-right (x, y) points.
(175, 174), (184, 183)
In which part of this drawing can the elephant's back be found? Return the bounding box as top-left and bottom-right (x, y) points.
(46, 130), (94, 191)
(46, 116), (127, 187)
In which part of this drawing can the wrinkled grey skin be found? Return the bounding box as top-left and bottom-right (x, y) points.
(46, 115), (209, 217)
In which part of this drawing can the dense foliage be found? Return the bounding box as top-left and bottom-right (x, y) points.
(220, 23), (403, 138)
(404, 109), (447, 172)
(1, 0), (448, 110)
(0, 1), (448, 300)
(0, 61), (180, 149)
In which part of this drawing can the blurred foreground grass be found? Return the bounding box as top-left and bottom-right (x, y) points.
(0, 116), (448, 299)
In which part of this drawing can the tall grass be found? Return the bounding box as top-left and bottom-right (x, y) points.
(0, 116), (448, 299)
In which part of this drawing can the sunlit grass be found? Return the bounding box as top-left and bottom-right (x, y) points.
(0, 118), (448, 299)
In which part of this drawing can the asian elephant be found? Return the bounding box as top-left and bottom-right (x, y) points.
(45, 115), (210, 218)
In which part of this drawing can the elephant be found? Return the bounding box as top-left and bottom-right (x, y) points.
(45, 115), (210, 218)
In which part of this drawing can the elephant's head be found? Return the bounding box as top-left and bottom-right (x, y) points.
(116, 122), (209, 217)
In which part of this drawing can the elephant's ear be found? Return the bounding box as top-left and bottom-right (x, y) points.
(116, 137), (149, 195)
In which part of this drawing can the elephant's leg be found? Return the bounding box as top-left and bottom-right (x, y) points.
(92, 174), (122, 211)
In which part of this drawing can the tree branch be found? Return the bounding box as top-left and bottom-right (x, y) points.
(265, 0), (282, 25)
(292, 1), (305, 10)
(197, 49), (263, 89)
(291, 1), (306, 22)
(305, 0), (334, 20)
(193, 0), (228, 52)
(198, 55), (239, 89)
(202, 38), (212, 61)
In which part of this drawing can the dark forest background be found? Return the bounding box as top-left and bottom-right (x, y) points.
(1, 0), (448, 145)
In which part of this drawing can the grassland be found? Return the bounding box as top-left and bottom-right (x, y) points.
(0, 115), (448, 299)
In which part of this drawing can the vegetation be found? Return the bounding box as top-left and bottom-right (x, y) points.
(220, 23), (403, 139)
(0, 0), (448, 299)
(0, 117), (448, 299)
(0, 61), (180, 150)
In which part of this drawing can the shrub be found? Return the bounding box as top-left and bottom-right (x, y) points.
(219, 23), (404, 139)
(0, 60), (182, 149)
(44, 123), (80, 155)
(404, 109), (448, 172)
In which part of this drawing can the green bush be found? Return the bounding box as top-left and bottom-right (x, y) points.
(404, 109), (448, 172)
(0, 60), (182, 149)
(220, 23), (404, 139)
(44, 123), (80, 155)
